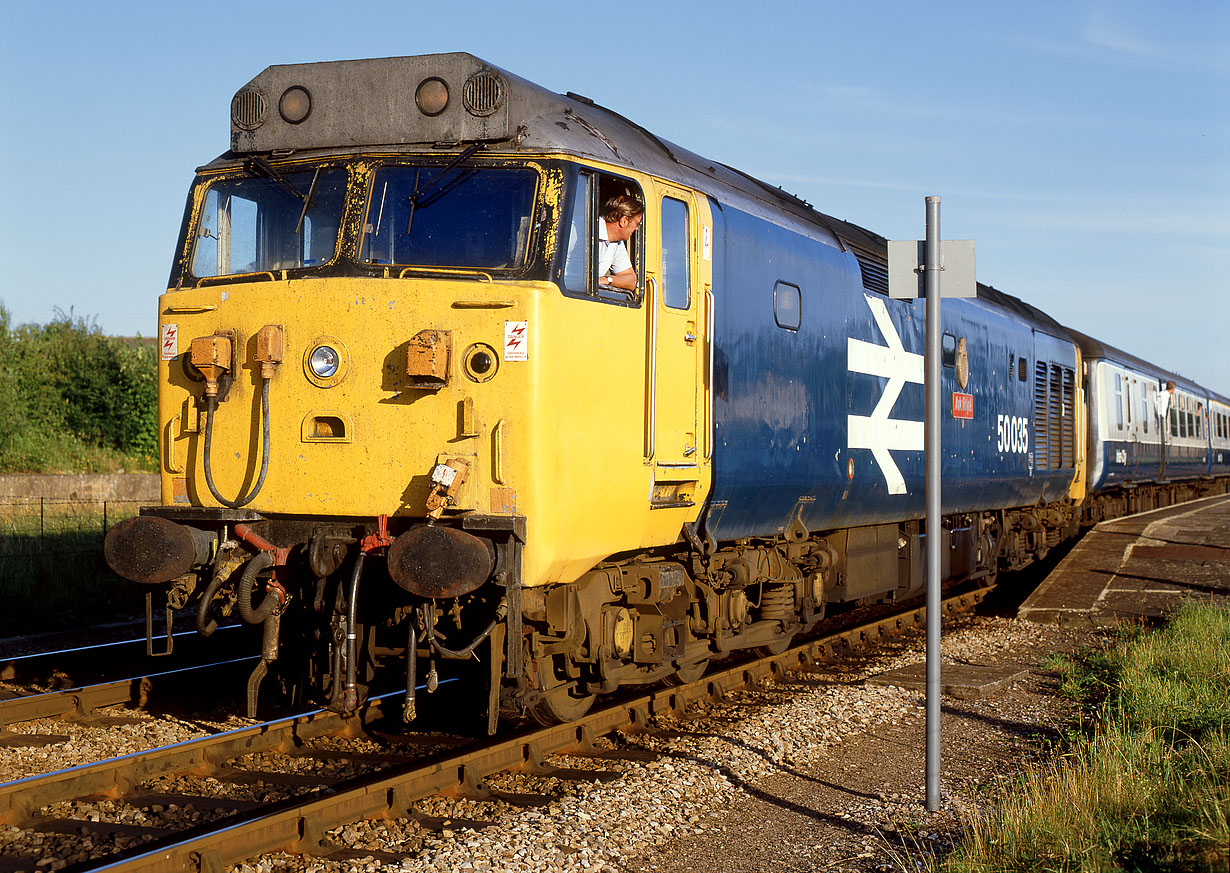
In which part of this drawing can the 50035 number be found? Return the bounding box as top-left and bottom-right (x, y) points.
(997, 414), (1029, 454)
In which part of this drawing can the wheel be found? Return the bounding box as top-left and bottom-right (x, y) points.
(753, 633), (795, 657)
(663, 658), (707, 686)
(526, 654), (595, 725)
(528, 684), (596, 725)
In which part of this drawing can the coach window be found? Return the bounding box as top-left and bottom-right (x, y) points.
(774, 281), (801, 330)
(1114, 373), (1124, 430)
(562, 169), (643, 305)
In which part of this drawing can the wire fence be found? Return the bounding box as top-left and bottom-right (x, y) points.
(0, 497), (144, 558)
(0, 497), (149, 635)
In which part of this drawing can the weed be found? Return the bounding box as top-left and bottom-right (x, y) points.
(939, 602), (1230, 873)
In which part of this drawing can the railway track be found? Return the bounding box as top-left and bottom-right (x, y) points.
(0, 657), (261, 745)
(0, 586), (988, 872)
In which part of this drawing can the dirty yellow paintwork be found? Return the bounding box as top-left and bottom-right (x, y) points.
(159, 155), (715, 589)
(1068, 346), (1088, 504)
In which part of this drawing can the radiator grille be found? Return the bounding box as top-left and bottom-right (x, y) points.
(231, 88), (268, 131)
(1062, 366), (1076, 467)
(1049, 363), (1063, 469)
(853, 250), (889, 295)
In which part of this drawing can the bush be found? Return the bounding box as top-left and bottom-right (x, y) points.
(0, 304), (158, 473)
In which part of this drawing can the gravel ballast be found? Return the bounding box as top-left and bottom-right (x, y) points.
(0, 614), (1090, 872)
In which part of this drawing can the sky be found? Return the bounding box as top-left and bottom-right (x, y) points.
(1, 1), (1227, 393)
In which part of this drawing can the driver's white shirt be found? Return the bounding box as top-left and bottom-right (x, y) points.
(598, 220), (632, 278)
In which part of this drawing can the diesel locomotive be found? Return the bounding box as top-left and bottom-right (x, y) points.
(104, 53), (1230, 729)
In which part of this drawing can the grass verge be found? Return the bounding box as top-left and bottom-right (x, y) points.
(941, 602), (1230, 872)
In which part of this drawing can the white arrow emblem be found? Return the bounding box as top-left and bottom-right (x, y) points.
(847, 294), (924, 494)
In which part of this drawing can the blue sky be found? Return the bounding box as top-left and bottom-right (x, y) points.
(1, 1), (1226, 392)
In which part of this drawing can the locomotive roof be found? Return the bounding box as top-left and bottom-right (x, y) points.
(227, 52), (1227, 400)
(225, 54), (1053, 310)
(224, 52), (878, 248)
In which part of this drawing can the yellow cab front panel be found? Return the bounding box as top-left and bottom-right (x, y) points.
(158, 267), (711, 588)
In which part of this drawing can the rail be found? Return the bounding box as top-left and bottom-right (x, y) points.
(0, 586), (989, 871)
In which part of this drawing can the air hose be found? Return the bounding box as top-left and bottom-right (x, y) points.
(202, 377), (272, 509)
(236, 551), (279, 624)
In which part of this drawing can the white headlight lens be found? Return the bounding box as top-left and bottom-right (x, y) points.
(310, 345), (340, 378)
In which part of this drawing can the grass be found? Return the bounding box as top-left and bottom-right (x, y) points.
(0, 499), (146, 636)
(0, 427), (158, 474)
(938, 602), (1230, 872)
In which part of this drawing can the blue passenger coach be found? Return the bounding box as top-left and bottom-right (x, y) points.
(1072, 331), (1213, 493)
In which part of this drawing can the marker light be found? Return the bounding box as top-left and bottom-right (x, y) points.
(309, 345), (340, 379)
(279, 86), (312, 124)
(416, 77), (449, 116)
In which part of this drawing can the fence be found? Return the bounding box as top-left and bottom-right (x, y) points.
(0, 496), (148, 636)
(0, 496), (145, 558)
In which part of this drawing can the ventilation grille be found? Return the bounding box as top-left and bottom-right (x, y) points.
(231, 88), (268, 131)
(1034, 360), (1076, 470)
(463, 71), (504, 117)
(853, 250), (889, 295)
(1062, 366), (1076, 466)
(1049, 363), (1063, 469)
(1035, 361), (1050, 470)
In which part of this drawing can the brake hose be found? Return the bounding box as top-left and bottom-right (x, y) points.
(203, 377), (271, 508)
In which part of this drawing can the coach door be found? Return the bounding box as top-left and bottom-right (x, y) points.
(645, 184), (704, 505)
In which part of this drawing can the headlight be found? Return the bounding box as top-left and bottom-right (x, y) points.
(310, 345), (340, 378)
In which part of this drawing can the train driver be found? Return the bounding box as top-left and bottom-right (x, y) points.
(597, 191), (644, 291)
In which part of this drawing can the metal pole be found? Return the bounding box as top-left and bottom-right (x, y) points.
(925, 195), (942, 812)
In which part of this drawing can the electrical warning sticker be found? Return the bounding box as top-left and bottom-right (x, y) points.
(504, 320), (528, 362)
(161, 324), (179, 361)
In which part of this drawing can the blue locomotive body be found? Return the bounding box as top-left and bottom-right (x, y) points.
(703, 199), (1080, 543)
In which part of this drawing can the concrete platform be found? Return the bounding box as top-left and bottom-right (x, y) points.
(867, 662), (1028, 699)
(1019, 494), (1230, 626)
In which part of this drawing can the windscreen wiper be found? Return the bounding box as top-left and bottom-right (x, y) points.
(245, 156), (307, 202)
(244, 157), (321, 236)
(406, 143), (483, 235)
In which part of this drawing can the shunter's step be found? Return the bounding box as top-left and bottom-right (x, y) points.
(1019, 494), (1230, 626)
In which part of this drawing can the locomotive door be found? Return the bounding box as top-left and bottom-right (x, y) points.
(645, 183), (702, 496)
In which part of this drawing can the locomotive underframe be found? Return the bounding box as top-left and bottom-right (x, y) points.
(127, 472), (1230, 727)
(129, 494), (1097, 728)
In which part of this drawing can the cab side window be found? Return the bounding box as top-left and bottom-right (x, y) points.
(563, 172), (592, 295)
(660, 197), (690, 310)
(561, 168), (643, 305)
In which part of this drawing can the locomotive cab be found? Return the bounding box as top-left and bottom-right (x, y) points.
(107, 53), (721, 727)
